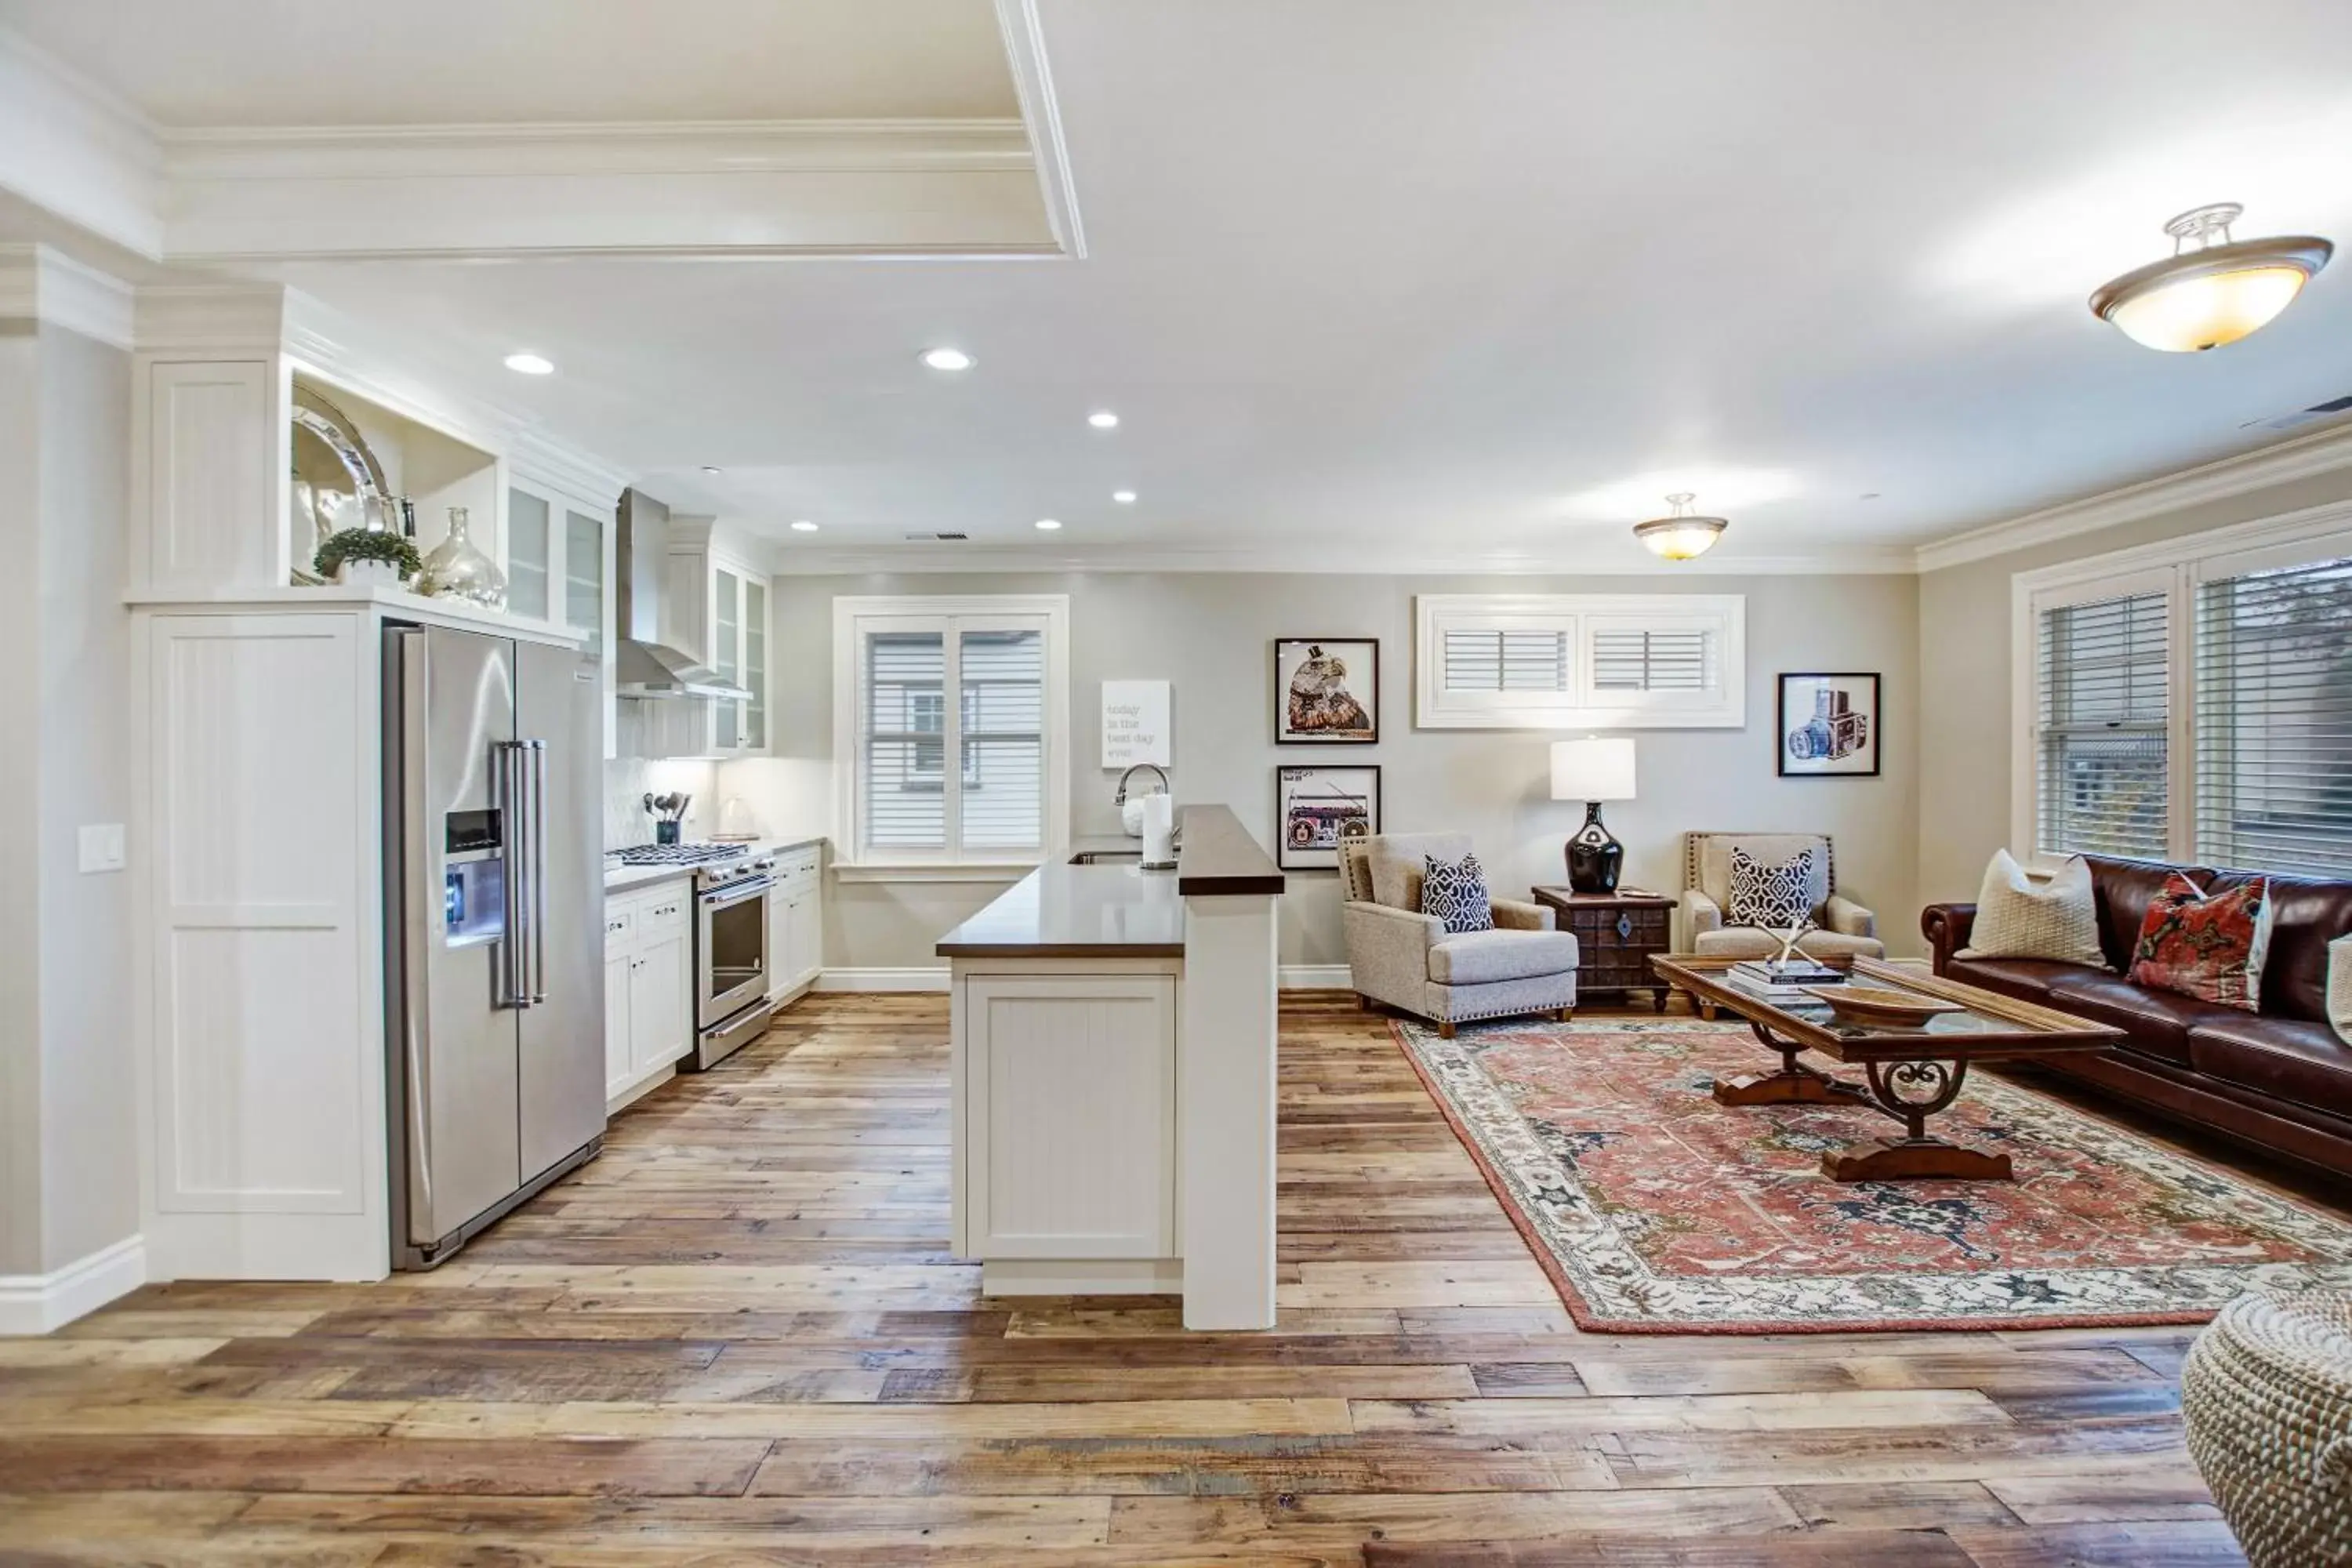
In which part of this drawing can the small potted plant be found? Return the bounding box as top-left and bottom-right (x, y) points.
(315, 528), (423, 589)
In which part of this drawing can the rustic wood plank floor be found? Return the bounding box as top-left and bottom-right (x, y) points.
(0, 993), (2263, 1566)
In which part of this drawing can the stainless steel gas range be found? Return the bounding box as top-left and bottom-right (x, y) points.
(608, 841), (777, 1069)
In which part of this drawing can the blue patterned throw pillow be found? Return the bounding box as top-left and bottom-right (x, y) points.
(1421, 851), (1494, 935)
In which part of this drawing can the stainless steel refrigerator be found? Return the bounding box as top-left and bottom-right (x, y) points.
(383, 623), (607, 1269)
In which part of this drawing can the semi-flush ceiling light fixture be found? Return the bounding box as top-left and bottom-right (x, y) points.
(1632, 492), (1728, 561)
(503, 352), (554, 375)
(920, 347), (974, 371)
(2090, 203), (2332, 352)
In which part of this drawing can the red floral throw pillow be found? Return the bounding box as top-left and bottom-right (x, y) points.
(2127, 873), (2274, 1011)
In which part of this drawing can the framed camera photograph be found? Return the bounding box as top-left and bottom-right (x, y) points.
(1276, 764), (1381, 870)
(1274, 637), (1378, 743)
(1777, 672), (1881, 778)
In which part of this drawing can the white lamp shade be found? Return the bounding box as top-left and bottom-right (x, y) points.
(1552, 737), (1635, 801)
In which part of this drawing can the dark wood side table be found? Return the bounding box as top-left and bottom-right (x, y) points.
(1530, 887), (1673, 1012)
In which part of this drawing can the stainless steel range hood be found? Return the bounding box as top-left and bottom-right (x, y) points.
(614, 488), (749, 701)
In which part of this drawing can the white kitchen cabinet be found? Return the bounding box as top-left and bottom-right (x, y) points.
(604, 880), (695, 1111)
(509, 477), (617, 759)
(764, 843), (825, 1004)
(659, 521), (769, 759)
(962, 971), (1178, 1261)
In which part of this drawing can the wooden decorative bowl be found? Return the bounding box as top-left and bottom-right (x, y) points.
(1801, 984), (1965, 1028)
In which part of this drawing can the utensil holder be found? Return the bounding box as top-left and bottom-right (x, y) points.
(655, 821), (681, 846)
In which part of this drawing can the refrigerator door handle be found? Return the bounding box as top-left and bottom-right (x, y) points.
(495, 741), (531, 1010)
(394, 629), (437, 1240)
(527, 739), (549, 1005)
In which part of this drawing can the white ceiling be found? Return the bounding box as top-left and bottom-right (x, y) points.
(0, 0), (1017, 125)
(19, 0), (2352, 568)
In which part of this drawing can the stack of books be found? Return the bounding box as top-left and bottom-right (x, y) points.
(1726, 958), (1846, 1004)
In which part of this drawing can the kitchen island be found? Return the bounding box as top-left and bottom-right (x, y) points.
(937, 805), (1284, 1330)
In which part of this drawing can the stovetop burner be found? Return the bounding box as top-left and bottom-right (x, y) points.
(608, 842), (750, 867)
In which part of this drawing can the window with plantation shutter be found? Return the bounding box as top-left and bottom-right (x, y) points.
(2034, 591), (2170, 860)
(1416, 595), (1744, 728)
(2195, 555), (2352, 876)
(1590, 627), (1714, 691)
(2016, 518), (2352, 881)
(1440, 629), (1570, 693)
(835, 597), (1068, 870)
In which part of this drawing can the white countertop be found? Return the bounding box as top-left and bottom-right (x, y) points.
(602, 835), (826, 897)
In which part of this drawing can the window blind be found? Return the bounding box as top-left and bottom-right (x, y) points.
(2195, 555), (2352, 875)
(863, 631), (946, 850)
(958, 629), (1044, 850)
(2036, 590), (2169, 859)
(1442, 629), (1569, 691)
(1591, 628), (1712, 691)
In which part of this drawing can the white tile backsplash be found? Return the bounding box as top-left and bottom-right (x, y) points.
(604, 757), (718, 851)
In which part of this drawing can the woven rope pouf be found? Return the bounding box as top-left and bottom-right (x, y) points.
(2181, 1289), (2352, 1567)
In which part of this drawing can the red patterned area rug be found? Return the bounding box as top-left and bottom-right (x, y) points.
(1391, 1014), (2352, 1334)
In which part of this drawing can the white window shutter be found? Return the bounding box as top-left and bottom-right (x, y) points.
(2034, 591), (2169, 860)
(2194, 554), (2352, 875)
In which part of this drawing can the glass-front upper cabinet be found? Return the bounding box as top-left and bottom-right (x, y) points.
(507, 488), (550, 619)
(714, 566), (741, 750)
(563, 508), (603, 652)
(743, 579), (768, 750)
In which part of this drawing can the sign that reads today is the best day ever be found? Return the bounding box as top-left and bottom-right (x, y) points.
(1101, 680), (1171, 768)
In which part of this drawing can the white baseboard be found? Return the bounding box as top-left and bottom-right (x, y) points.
(1279, 966), (1352, 990)
(0, 1233), (145, 1336)
(817, 967), (952, 993)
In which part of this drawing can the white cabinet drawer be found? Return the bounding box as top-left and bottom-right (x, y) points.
(639, 887), (691, 936)
(602, 903), (637, 953)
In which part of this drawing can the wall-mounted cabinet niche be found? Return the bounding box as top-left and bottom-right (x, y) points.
(289, 371), (501, 582)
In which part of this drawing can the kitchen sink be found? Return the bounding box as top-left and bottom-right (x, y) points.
(1068, 848), (1144, 865)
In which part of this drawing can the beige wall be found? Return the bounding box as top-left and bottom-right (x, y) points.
(0, 317), (137, 1276)
(728, 569), (1923, 973)
(1916, 466), (2352, 909)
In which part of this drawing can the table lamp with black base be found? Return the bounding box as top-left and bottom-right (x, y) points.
(1551, 737), (1636, 895)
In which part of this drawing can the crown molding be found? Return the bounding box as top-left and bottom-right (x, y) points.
(762, 540), (1918, 578)
(0, 20), (1062, 263)
(0, 243), (134, 347)
(993, 0), (1085, 259)
(508, 430), (630, 511)
(0, 24), (163, 259)
(131, 282), (289, 353)
(158, 118), (1034, 179)
(1914, 422), (2352, 573)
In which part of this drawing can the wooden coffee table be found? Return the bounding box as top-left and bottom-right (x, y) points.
(1650, 954), (2126, 1182)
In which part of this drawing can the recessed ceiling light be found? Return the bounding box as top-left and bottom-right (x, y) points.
(503, 352), (554, 376)
(1087, 411), (1120, 429)
(920, 347), (975, 372)
(1112, 490), (1138, 504)
(702, 465), (723, 474)
(1034, 518), (1063, 531)
(790, 520), (818, 532)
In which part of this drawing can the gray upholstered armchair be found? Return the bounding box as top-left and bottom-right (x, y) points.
(1680, 831), (1884, 962)
(1340, 833), (1579, 1037)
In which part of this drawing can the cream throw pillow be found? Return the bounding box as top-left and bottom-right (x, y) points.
(2328, 935), (2352, 1046)
(1957, 850), (2107, 967)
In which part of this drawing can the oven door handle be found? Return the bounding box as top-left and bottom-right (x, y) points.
(700, 879), (774, 913)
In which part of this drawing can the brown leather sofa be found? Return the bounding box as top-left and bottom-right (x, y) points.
(1922, 855), (2352, 1180)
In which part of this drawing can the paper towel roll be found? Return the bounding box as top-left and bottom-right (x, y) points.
(1142, 793), (1177, 867)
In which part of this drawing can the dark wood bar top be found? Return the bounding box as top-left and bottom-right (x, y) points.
(1174, 804), (1285, 897)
